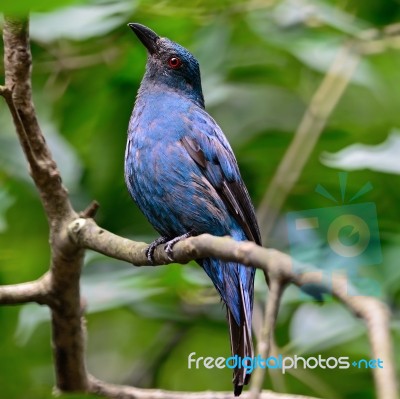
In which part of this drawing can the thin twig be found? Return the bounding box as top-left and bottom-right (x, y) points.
(325, 277), (397, 399)
(249, 279), (286, 399)
(79, 200), (100, 219)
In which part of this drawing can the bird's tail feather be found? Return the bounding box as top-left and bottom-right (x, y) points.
(229, 279), (254, 396)
(199, 257), (254, 396)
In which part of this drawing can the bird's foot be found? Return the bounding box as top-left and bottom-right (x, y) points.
(165, 232), (192, 261)
(146, 236), (169, 264)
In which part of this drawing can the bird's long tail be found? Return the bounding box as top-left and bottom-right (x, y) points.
(200, 258), (255, 396)
(228, 279), (254, 396)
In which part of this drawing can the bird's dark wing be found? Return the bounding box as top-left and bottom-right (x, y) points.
(181, 110), (261, 246)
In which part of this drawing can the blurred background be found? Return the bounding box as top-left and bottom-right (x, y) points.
(1, 0), (400, 398)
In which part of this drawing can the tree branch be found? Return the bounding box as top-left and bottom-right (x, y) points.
(68, 217), (398, 399)
(249, 279), (286, 399)
(0, 272), (51, 305)
(1, 16), (73, 222)
(1, 15), (87, 391)
(88, 376), (320, 399)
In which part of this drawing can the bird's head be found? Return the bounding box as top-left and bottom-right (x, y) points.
(129, 23), (204, 108)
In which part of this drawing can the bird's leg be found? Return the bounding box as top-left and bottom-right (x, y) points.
(146, 236), (169, 264)
(165, 231), (192, 261)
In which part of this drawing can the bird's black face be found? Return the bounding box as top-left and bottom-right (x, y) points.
(128, 23), (204, 107)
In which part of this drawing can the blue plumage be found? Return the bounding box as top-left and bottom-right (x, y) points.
(124, 23), (261, 395)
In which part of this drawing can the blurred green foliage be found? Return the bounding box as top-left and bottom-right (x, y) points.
(0, 0), (400, 398)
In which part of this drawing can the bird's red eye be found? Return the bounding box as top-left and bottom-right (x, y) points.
(168, 57), (182, 69)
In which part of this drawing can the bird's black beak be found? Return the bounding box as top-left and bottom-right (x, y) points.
(128, 23), (159, 55)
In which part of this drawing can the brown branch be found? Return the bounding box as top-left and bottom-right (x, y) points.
(1, 16), (73, 222)
(249, 279), (286, 399)
(69, 217), (398, 399)
(0, 272), (51, 305)
(0, 85), (39, 174)
(1, 16), (87, 392)
(79, 200), (100, 218)
(327, 279), (397, 399)
(68, 217), (288, 270)
(88, 376), (320, 399)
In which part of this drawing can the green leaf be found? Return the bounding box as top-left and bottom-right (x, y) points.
(30, 2), (134, 42)
(321, 129), (400, 175)
(288, 302), (365, 353)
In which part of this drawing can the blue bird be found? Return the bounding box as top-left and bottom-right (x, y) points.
(124, 23), (261, 395)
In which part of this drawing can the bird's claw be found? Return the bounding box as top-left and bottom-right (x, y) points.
(164, 231), (192, 262)
(146, 236), (169, 264)
(165, 242), (175, 261)
(146, 233), (192, 264)
(145, 246), (155, 264)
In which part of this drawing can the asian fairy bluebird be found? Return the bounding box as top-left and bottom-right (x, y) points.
(124, 23), (261, 395)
